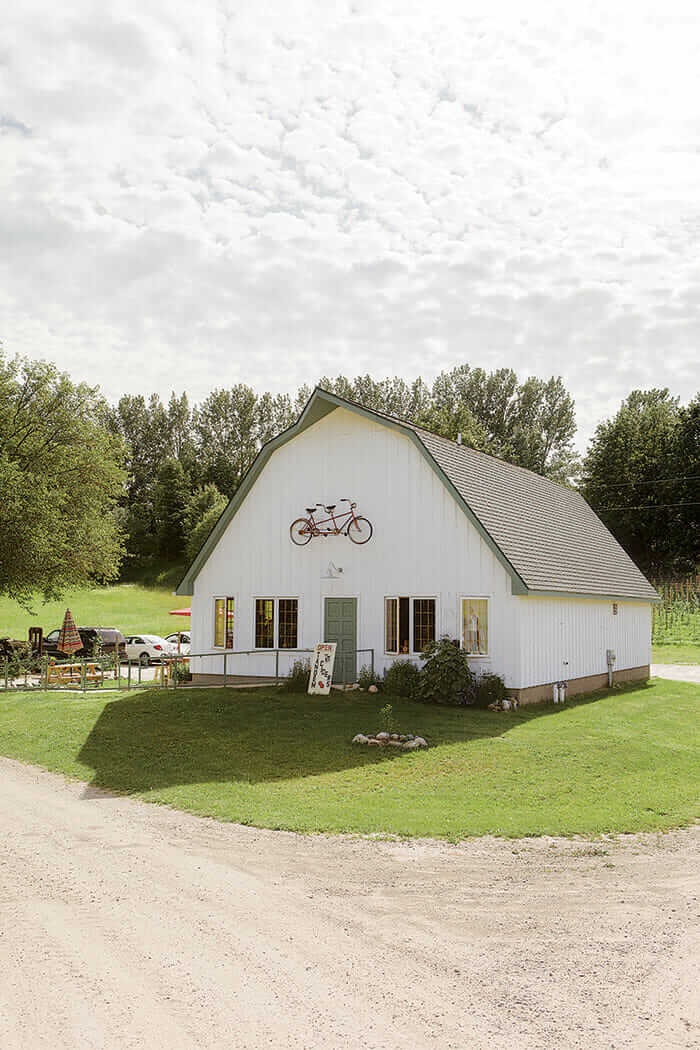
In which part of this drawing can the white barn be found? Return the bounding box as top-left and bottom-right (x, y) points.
(177, 388), (658, 703)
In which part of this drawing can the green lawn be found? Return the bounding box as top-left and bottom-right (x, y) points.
(0, 583), (184, 641)
(0, 680), (697, 839)
(653, 643), (700, 665)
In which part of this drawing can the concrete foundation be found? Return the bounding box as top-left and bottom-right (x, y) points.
(510, 665), (650, 705)
(192, 665), (651, 702)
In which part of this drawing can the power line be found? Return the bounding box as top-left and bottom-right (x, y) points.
(602, 501), (700, 511)
(585, 474), (700, 489)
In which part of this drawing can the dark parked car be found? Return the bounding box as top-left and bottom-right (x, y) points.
(43, 627), (127, 661)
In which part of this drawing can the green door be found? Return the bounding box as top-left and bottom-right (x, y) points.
(324, 598), (357, 684)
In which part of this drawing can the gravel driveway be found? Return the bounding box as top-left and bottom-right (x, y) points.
(652, 664), (700, 684)
(1, 756), (698, 1050)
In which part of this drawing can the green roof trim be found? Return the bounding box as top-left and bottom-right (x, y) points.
(176, 387), (529, 596)
(522, 589), (660, 604)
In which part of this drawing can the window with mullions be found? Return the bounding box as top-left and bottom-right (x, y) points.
(214, 597), (235, 647)
(384, 597), (435, 654)
(413, 599), (435, 653)
(255, 598), (299, 648)
(278, 599), (298, 649)
(255, 599), (275, 648)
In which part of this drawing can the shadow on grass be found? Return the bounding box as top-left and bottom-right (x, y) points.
(76, 681), (650, 795)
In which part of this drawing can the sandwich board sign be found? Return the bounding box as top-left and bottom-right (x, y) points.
(308, 643), (337, 694)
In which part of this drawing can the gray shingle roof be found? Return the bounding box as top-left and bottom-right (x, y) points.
(409, 424), (658, 601)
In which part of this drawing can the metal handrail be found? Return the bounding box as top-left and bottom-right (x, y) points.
(1, 647), (375, 692)
(163, 646), (375, 689)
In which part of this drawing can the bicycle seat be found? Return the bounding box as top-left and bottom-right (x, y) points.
(305, 507), (316, 514)
(325, 504), (336, 511)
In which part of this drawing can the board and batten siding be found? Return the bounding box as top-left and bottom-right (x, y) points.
(190, 406), (522, 683)
(517, 597), (652, 688)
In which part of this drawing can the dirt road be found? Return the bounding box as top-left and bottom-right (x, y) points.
(652, 664), (700, 684)
(1, 756), (697, 1050)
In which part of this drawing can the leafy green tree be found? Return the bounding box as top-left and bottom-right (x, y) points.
(153, 458), (190, 559)
(105, 393), (166, 562)
(671, 394), (700, 571)
(305, 367), (577, 480)
(582, 389), (698, 578)
(430, 366), (578, 480)
(167, 392), (196, 475)
(418, 401), (491, 450)
(183, 484), (228, 562)
(106, 391), (195, 564)
(193, 385), (294, 497)
(0, 351), (126, 605)
(315, 374), (432, 420)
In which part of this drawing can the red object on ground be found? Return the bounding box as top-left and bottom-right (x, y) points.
(169, 608), (191, 616)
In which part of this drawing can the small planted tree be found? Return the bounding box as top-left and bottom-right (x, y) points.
(416, 636), (475, 705)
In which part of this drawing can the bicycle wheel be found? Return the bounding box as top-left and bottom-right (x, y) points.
(347, 516), (373, 544)
(290, 518), (313, 545)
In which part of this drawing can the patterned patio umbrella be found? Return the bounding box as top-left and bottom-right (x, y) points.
(56, 608), (82, 655)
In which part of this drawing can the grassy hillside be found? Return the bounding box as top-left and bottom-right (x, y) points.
(0, 583), (186, 641)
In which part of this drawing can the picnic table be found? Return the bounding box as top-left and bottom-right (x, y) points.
(47, 661), (101, 686)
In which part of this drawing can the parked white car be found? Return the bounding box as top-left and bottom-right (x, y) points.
(165, 631), (191, 655)
(124, 635), (174, 666)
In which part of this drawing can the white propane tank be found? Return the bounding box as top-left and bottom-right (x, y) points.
(553, 682), (560, 703)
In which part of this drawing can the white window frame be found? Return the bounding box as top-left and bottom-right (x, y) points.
(460, 596), (489, 658)
(384, 595), (438, 656)
(253, 596), (300, 650)
(213, 595), (236, 649)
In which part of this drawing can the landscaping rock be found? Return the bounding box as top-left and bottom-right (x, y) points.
(402, 740), (420, 750)
(399, 735), (407, 742)
(368, 684), (378, 693)
(367, 739), (382, 747)
(406, 734), (414, 741)
(387, 739), (403, 747)
(390, 733), (399, 740)
(413, 737), (427, 748)
(352, 734), (369, 745)
(376, 731), (390, 741)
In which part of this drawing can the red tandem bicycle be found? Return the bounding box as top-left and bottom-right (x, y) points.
(290, 499), (373, 545)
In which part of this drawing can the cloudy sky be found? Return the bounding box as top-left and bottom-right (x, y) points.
(2, 1), (699, 447)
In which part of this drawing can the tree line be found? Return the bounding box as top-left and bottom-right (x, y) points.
(1, 347), (697, 607)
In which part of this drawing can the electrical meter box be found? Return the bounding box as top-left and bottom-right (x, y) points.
(606, 649), (616, 666)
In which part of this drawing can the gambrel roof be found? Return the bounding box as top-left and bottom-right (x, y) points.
(177, 388), (659, 602)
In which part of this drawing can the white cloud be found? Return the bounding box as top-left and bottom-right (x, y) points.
(1, 0), (699, 449)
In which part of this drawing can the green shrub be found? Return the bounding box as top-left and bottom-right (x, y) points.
(283, 659), (311, 693)
(416, 636), (475, 705)
(472, 672), (508, 708)
(383, 659), (420, 698)
(172, 658), (192, 683)
(358, 664), (382, 690)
